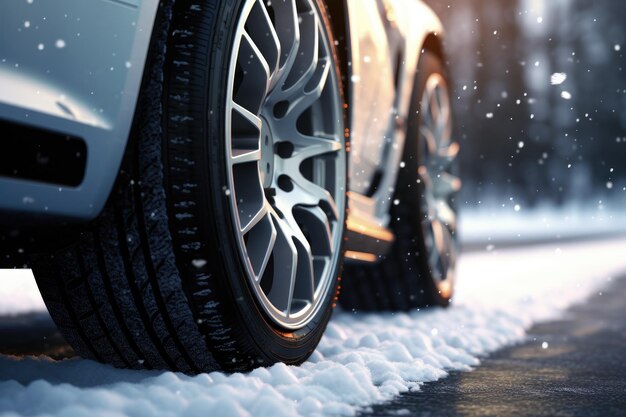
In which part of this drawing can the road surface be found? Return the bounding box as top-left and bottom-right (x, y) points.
(1, 237), (626, 417)
(362, 273), (626, 417)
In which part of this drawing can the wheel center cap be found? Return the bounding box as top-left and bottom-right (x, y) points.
(260, 117), (275, 189)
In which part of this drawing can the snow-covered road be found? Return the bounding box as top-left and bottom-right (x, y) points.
(1, 237), (626, 417)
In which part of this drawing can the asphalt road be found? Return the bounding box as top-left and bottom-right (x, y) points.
(362, 274), (626, 417)
(0, 313), (73, 360)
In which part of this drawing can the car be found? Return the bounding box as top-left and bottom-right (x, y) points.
(0, 0), (459, 373)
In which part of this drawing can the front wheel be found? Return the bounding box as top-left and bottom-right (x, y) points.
(32, 0), (347, 373)
(341, 51), (460, 311)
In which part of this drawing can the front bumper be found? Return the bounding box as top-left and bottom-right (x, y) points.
(0, 0), (158, 222)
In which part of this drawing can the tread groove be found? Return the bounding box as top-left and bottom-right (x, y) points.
(113, 204), (179, 371)
(92, 230), (154, 369)
(50, 258), (103, 362)
(131, 161), (201, 373)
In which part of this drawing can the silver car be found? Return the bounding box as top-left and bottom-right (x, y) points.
(0, 0), (459, 372)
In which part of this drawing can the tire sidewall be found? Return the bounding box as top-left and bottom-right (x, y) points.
(408, 51), (457, 307)
(170, 0), (348, 366)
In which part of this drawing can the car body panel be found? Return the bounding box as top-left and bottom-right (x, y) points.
(0, 0), (158, 221)
(345, 1), (396, 192)
(346, 0), (444, 227)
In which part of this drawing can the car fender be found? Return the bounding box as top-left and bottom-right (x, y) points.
(0, 0), (159, 222)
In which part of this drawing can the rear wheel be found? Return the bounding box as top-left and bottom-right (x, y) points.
(31, 0), (347, 372)
(341, 51), (459, 311)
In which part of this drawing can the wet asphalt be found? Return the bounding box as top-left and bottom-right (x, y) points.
(0, 312), (73, 360)
(362, 275), (626, 417)
(1, 273), (625, 417)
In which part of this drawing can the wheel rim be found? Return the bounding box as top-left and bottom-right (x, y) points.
(225, 0), (346, 329)
(418, 73), (460, 298)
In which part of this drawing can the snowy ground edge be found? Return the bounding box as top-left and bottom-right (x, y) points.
(1, 238), (626, 417)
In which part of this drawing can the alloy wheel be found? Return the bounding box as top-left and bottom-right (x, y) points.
(225, 0), (346, 329)
(417, 73), (460, 298)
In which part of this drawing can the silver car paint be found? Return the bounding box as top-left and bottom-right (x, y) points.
(0, 0), (158, 220)
(346, 0), (444, 227)
(0, 0), (443, 229)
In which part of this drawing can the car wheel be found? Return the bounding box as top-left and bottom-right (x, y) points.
(341, 51), (459, 311)
(31, 0), (347, 372)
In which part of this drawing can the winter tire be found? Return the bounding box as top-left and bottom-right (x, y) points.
(341, 51), (459, 311)
(31, 0), (347, 373)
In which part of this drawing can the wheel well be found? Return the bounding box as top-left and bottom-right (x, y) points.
(422, 32), (445, 62)
(323, 0), (351, 120)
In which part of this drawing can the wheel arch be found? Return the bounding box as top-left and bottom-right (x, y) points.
(422, 32), (446, 63)
(323, 0), (352, 127)
(364, 1), (447, 223)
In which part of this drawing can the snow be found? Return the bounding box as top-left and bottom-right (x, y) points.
(0, 269), (44, 316)
(460, 204), (626, 246)
(550, 72), (567, 85)
(2, 237), (626, 416)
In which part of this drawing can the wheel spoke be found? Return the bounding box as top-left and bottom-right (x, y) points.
(269, 55), (331, 122)
(232, 148), (262, 165)
(290, 172), (339, 220)
(266, 211), (299, 313)
(290, 232), (315, 314)
(268, 0), (300, 79)
(434, 114), (452, 150)
(282, 9), (320, 93)
(267, 11), (330, 116)
(245, 0), (281, 81)
(243, 31), (271, 82)
(431, 219), (454, 278)
(434, 200), (457, 230)
(291, 133), (342, 162)
(434, 171), (462, 198)
(245, 210), (277, 279)
(430, 220), (446, 270)
(421, 87), (435, 128)
(294, 205), (334, 256)
(231, 101), (263, 138)
(429, 86), (441, 125)
(418, 165), (433, 190)
(288, 57), (331, 117)
(436, 142), (460, 168)
(241, 201), (269, 234)
(283, 207), (316, 311)
(230, 102), (262, 159)
(435, 86), (451, 127)
(419, 125), (438, 156)
(420, 126), (458, 173)
(232, 161), (265, 233)
(267, 208), (316, 314)
(424, 82), (452, 147)
(428, 245), (442, 277)
(234, 32), (270, 115)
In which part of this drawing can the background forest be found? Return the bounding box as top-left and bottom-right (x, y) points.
(427, 0), (626, 212)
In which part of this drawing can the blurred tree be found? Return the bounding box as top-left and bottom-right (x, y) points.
(427, 0), (626, 209)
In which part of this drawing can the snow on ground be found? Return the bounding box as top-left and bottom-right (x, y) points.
(460, 203), (626, 245)
(2, 237), (626, 417)
(0, 269), (44, 316)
